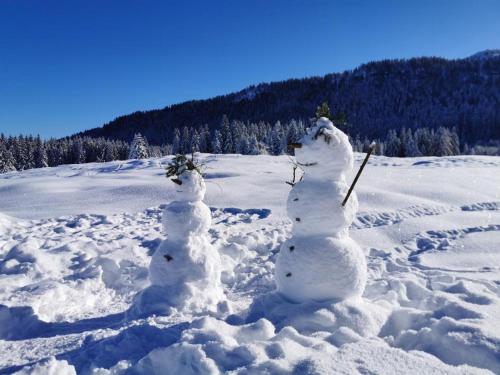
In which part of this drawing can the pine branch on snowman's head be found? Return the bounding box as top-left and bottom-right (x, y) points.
(165, 154), (207, 201)
(166, 154), (203, 183)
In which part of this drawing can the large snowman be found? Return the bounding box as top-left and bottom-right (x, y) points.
(275, 117), (367, 303)
(131, 156), (224, 316)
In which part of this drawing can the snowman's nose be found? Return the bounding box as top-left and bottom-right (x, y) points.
(171, 178), (182, 185)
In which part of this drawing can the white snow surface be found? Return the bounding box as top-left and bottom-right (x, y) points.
(0, 153), (499, 374)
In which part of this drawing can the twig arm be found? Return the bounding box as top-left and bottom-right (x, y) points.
(342, 142), (375, 207)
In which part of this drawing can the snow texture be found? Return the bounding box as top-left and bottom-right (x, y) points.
(275, 118), (367, 302)
(0, 153), (499, 374)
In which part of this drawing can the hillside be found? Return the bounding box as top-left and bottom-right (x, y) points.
(78, 51), (500, 145)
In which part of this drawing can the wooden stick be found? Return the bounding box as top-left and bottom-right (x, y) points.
(342, 142), (375, 207)
(288, 143), (302, 149)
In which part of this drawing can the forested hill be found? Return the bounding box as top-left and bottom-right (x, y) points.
(77, 51), (500, 145)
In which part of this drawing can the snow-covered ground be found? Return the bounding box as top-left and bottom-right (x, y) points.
(0, 154), (499, 374)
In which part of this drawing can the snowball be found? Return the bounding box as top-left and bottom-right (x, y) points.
(294, 117), (354, 177)
(287, 179), (358, 236)
(275, 236), (367, 302)
(173, 170), (206, 202)
(161, 201), (211, 240)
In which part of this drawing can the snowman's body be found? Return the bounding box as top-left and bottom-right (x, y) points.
(133, 169), (224, 316)
(275, 117), (367, 303)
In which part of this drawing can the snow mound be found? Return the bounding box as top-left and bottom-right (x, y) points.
(13, 357), (76, 375)
(95, 316), (489, 375)
(0, 212), (20, 235)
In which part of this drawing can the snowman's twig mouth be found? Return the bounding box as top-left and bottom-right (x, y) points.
(296, 162), (318, 167)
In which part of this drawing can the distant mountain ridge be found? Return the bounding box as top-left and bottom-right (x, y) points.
(77, 50), (500, 145)
(467, 49), (500, 60)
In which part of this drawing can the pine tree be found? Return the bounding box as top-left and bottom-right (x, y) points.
(0, 141), (16, 173)
(181, 126), (191, 154)
(72, 137), (86, 164)
(212, 130), (223, 154)
(172, 128), (181, 154)
(270, 121), (285, 155)
(103, 142), (116, 162)
(33, 135), (48, 168)
(248, 134), (260, 155)
(129, 133), (150, 159)
(385, 130), (401, 157)
(450, 127), (460, 155)
(198, 124), (211, 153)
(435, 127), (455, 156)
(238, 134), (249, 155)
(403, 128), (421, 157)
(414, 128), (432, 156)
(221, 115), (233, 153)
(191, 129), (200, 153)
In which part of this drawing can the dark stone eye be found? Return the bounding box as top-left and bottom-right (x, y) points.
(164, 255), (173, 262)
(286, 272), (292, 277)
(295, 218), (301, 222)
(293, 198), (299, 201)
(289, 246), (295, 251)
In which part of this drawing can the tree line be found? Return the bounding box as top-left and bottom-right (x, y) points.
(4, 113), (496, 174)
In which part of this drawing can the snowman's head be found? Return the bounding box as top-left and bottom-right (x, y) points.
(295, 117), (353, 175)
(174, 169), (206, 201)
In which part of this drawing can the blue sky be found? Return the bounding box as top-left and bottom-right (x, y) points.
(1, 0), (499, 138)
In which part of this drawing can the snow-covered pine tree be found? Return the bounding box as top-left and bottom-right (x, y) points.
(450, 127), (460, 155)
(72, 137), (86, 164)
(191, 129), (201, 153)
(221, 115), (233, 153)
(198, 124), (211, 153)
(180, 126), (191, 154)
(402, 128), (421, 157)
(248, 134), (260, 155)
(435, 127), (451, 156)
(129, 133), (150, 159)
(172, 128), (181, 155)
(385, 129), (401, 157)
(103, 142), (116, 162)
(414, 128), (432, 156)
(238, 134), (250, 155)
(270, 121), (285, 155)
(0, 141), (16, 173)
(212, 130), (222, 154)
(33, 135), (48, 168)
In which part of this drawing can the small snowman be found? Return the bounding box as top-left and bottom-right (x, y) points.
(131, 155), (224, 316)
(275, 117), (367, 303)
